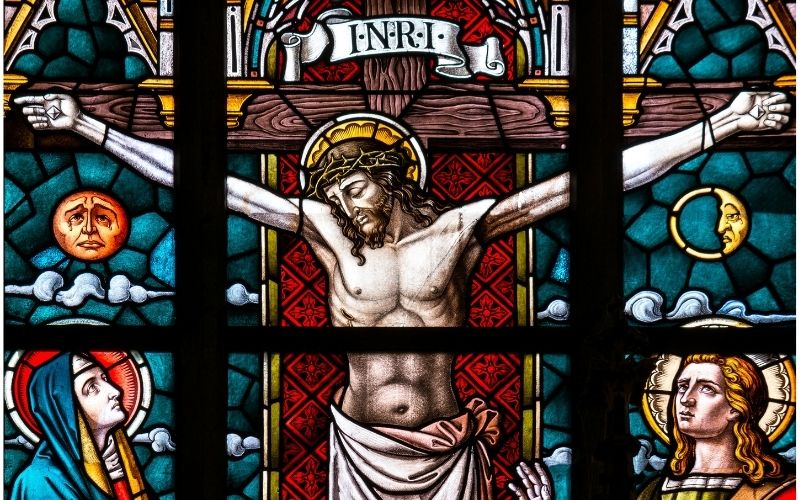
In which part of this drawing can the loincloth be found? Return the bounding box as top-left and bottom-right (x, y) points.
(328, 391), (500, 500)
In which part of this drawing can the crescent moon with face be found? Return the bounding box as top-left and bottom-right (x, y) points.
(669, 187), (749, 260)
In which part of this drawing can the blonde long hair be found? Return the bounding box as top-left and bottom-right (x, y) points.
(669, 354), (782, 483)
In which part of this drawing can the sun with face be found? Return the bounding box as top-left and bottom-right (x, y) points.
(51, 190), (129, 261)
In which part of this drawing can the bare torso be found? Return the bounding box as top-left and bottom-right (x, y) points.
(299, 197), (495, 426)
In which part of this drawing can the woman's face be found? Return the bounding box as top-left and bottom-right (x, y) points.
(675, 362), (738, 439)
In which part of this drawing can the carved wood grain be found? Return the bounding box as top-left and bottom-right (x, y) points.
(363, 0), (427, 116)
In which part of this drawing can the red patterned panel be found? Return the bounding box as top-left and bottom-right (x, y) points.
(281, 353), (522, 499)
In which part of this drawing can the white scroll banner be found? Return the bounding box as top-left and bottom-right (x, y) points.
(281, 8), (506, 81)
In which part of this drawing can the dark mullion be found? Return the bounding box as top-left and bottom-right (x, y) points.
(174, 1), (226, 498)
(572, 0), (630, 499)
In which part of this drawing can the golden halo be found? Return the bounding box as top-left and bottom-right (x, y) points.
(641, 353), (795, 444)
(299, 113), (427, 189)
(668, 187), (749, 260)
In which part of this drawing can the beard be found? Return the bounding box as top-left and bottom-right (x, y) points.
(355, 193), (393, 248)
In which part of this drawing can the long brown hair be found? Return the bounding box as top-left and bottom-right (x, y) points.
(306, 139), (450, 265)
(669, 354), (782, 483)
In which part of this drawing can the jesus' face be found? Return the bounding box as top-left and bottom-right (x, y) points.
(324, 171), (393, 245)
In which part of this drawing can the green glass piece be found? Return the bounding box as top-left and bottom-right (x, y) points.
(116, 307), (146, 326)
(746, 150), (791, 175)
(648, 54), (688, 80)
(30, 305), (72, 324)
(37, 26), (67, 58)
(4, 179), (24, 213)
(67, 28), (97, 65)
(623, 240), (647, 296)
(535, 230), (559, 280)
(158, 187), (174, 212)
(652, 173), (696, 205)
(673, 25), (710, 66)
(228, 154), (261, 181)
(144, 455), (174, 493)
(93, 56), (125, 79)
(76, 298), (119, 321)
(39, 152), (73, 176)
(4, 242), (34, 277)
(677, 153), (709, 172)
(129, 213), (169, 251)
(708, 24), (761, 56)
(770, 261), (795, 312)
(765, 51), (792, 77)
(624, 190), (649, 225)
(44, 55), (90, 78)
(227, 453), (260, 487)
(12, 53), (44, 75)
(229, 353), (260, 375)
(535, 152), (568, 179)
(746, 286), (778, 312)
(147, 352), (175, 391)
(699, 152), (749, 190)
(228, 369), (251, 406)
(688, 52), (730, 79)
(242, 474), (260, 500)
(107, 249), (148, 280)
(743, 177), (794, 214)
(731, 40), (767, 78)
(5, 200), (33, 230)
(228, 215), (259, 256)
(93, 25), (126, 55)
(783, 158), (795, 188)
(688, 261), (734, 299)
(124, 55), (150, 80)
(651, 245), (692, 300)
(57, 0), (89, 24)
(748, 213), (795, 260)
(678, 195), (722, 252)
(75, 152), (121, 187)
(6, 297), (36, 322)
(5, 152), (44, 188)
(628, 205), (669, 248)
(84, 0), (108, 23)
(139, 299), (174, 325)
(692, 0), (729, 31)
(112, 168), (156, 213)
(726, 246), (769, 293)
(150, 230), (175, 287)
(228, 253), (259, 290)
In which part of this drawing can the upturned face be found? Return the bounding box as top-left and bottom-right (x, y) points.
(675, 363), (738, 439)
(73, 364), (126, 434)
(323, 171), (393, 240)
(52, 191), (128, 261)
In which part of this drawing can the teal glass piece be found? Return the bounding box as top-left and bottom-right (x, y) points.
(228, 215), (259, 256)
(687, 261), (735, 298)
(743, 177), (794, 213)
(651, 172), (695, 205)
(37, 26), (67, 58)
(117, 307), (146, 325)
(535, 152), (568, 179)
(623, 241), (647, 296)
(677, 153), (708, 172)
(699, 152), (749, 189)
(550, 249), (569, 283)
(692, 0), (730, 31)
(771, 261), (794, 307)
(158, 187), (174, 212)
(75, 152), (121, 186)
(67, 28), (97, 65)
(5, 201), (33, 232)
(624, 188), (649, 225)
(229, 153), (261, 180)
(648, 55), (688, 79)
(108, 249), (149, 280)
(124, 55), (150, 80)
(31, 247), (67, 269)
(129, 213), (170, 251)
(727, 247), (770, 293)
(6, 297), (35, 322)
(5, 152), (44, 188)
(708, 24), (761, 56)
(650, 246), (692, 302)
(627, 205), (669, 248)
(93, 25), (126, 54)
(57, 0), (90, 23)
(29, 304), (72, 324)
(12, 53), (44, 75)
(746, 150), (792, 175)
(138, 300), (174, 325)
(765, 51), (792, 77)
(745, 286), (779, 311)
(748, 213), (795, 260)
(228, 253), (260, 291)
(151, 230), (176, 287)
(38, 152), (73, 176)
(4, 179), (24, 213)
(672, 25), (709, 66)
(227, 454), (261, 498)
(731, 41), (767, 78)
(678, 196), (719, 251)
(113, 169), (156, 212)
(4, 243), (33, 278)
(44, 55), (91, 78)
(688, 52), (730, 79)
(76, 298), (119, 321)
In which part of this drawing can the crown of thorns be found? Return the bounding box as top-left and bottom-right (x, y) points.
(305, 147), (407, 199)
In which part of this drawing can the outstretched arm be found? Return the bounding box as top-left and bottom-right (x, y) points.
(15, 93), (174, 187)
(479, 90), (791, 240)
(15, 93), (307, 233)
(623, 90), (791, 190)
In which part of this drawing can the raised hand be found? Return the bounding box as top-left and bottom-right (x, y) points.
(507, 462), (553, 500)
(14, 93), (82, 131)
(727, 91), (792, 132)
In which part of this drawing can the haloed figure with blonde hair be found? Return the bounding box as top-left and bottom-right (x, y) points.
(639, 354), (795, 500)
